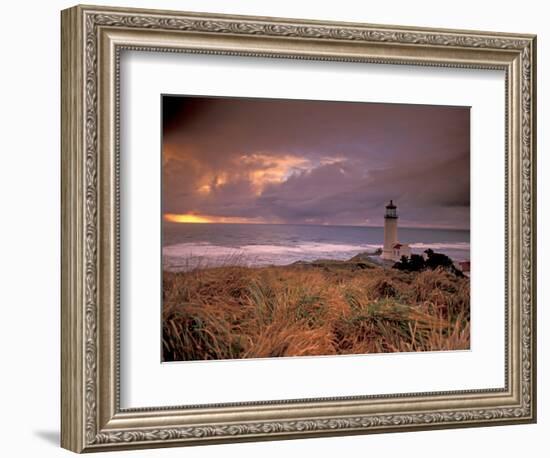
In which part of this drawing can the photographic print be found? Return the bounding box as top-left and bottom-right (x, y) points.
(161, 95), (471, 362)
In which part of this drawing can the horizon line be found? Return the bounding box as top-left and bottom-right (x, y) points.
(162, 219), (469, 231)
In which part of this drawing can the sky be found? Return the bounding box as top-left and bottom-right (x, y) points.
(162, 96), (470, 229)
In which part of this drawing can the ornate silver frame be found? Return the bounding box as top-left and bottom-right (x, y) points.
(61, 4), (537, 453)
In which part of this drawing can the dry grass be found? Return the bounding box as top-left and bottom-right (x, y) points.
(162, 261), (470, 361)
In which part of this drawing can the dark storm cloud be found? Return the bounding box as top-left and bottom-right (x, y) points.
(162, 95), (470, 229)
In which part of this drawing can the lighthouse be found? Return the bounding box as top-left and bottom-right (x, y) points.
(381, 200), (411, 261)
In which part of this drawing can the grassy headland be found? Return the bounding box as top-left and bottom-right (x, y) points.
(162, 254), (470, 361)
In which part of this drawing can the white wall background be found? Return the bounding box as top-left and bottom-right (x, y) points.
(0, 0), (546, 456)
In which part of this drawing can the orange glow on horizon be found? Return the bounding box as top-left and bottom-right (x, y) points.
(164, 213), (269, 224)
(164, 213), (211, 224)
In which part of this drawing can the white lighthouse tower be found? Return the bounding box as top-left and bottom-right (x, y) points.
(381, 200), (411, 261)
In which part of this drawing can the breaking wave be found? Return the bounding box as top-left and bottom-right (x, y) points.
(163, 241), (470, 271)
(163, 241), (382, 271)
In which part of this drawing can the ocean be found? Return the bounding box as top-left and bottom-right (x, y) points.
(163, 223), (470, 271)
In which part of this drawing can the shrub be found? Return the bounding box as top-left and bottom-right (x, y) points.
(393, 250), (464, 277)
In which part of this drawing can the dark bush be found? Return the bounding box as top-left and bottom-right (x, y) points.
(393, 250), (463, 277)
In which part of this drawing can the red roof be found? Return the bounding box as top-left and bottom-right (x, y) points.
(393, 243), (403, 249)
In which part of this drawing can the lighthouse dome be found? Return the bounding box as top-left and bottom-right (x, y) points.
(384, 200), (398, 219)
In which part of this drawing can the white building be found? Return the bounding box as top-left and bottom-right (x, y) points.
(381, 200), (411, 262)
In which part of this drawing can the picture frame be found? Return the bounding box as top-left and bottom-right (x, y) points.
(61, 4), (536, 453)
